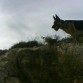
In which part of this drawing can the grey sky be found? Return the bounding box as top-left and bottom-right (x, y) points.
(0, 0), (83, 49)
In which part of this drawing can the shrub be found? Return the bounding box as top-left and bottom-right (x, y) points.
(11, 40), (43, 49)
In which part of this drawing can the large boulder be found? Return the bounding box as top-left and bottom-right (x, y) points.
(0, 47), (58, 83)
(0, 43), (83, 83)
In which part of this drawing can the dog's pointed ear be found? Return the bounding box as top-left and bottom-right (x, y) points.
(53, 15), (56, 20)
(56, 14), (60, 21)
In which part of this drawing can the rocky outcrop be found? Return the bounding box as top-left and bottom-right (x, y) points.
(0, 47), (57, 83)
(0, 43), (83, 83)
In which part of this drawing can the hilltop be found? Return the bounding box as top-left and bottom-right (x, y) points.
(0, 39), (83, 83)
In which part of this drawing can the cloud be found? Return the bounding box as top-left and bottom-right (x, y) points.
(0, 0), (82, 49)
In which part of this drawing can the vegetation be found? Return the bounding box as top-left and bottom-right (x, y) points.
(11, 40), (43, 49)
(11, 43), (83, 83)
(0, 36), (83, 83)
(0, 50), (7, 56)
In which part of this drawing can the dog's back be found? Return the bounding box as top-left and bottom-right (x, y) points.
(66, 20), (83, 30)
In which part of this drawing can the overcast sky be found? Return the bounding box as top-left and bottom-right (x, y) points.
(0, 0), (83, 49)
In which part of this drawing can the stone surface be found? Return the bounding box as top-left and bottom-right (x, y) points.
(0, 43), (83, 83)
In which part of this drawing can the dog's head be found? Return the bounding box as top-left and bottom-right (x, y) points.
(52, 15), (64, 31)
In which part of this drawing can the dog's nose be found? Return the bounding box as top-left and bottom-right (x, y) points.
(52, 25), (54, 28)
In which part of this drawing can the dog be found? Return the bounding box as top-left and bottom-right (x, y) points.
(52, 14), (83, 42)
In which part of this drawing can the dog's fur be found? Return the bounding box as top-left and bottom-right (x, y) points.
(52, 15), (83, 42)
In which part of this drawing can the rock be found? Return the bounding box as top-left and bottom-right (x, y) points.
(0, 43), (83, 83)
(5, 77), (21, 83)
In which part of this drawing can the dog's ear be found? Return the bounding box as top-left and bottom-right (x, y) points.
(53, 15), (56, 20)
(56, 14), (60, 21)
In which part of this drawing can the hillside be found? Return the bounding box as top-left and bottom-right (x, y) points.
(0, 41), (83, 83)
